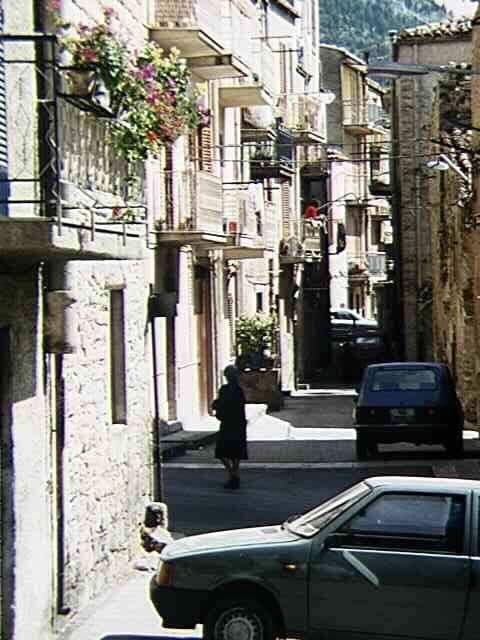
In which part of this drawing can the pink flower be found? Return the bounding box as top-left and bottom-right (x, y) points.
(146, 90), (161, 105)
(80, 47), (98, 63)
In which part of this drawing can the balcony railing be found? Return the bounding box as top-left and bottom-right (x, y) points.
(0, 34), (146, 260)
(283, 95), (325, 143)
(343, 100), (388, 134)
(249, 126), (294, 181)
(148, 0), (224, 56)
(348, 253), (387, 277)
(367, 252), (387, 276)
(153, 168), (224, 243)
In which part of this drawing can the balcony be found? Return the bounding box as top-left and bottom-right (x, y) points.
(154, 169), (226, 246)
(219, 82), (273, 108)
(221, 187), (264, 259)
(302, 220), (324, 260)
(369, 170), (392, 197)
(343, 100), (388, 136)
(279, 220), (326, 264)
(283, 95), (326, 144)
(367, 252), (387, 277)
(148, 0), (247, 79)
(249, 127), (294, 182)
(0, 35), (146, 262)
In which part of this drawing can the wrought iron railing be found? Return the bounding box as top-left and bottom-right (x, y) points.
(0, 34), (146, 225)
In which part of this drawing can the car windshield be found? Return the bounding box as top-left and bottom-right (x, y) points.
(286, 482), (371, 537)
(370, 367), (439, 392)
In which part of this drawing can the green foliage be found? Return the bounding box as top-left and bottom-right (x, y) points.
(320, 0), (447, 60)
(51, 5), (206, 162)
(235, 313), (278, 355)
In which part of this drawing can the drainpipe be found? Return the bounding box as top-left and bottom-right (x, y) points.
(149, 284), (163, 502)
(45, 262), (77, 616)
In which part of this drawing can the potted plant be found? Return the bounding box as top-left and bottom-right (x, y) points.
(235, 312), (283, 410)
(235, 312), (277, 370)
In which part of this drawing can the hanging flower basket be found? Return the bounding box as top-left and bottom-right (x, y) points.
(49, 5), (206, 162)
(66, 69), (96, 97)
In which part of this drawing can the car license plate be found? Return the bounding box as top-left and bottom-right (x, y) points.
(390, 408), (415, 423)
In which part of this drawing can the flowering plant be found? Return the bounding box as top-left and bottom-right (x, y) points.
(50, 4), (206, 161)
(111, 43), (205, 161)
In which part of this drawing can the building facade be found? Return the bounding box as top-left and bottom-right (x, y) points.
(0, 0), (323, 637)
(391, 18), (472, 360)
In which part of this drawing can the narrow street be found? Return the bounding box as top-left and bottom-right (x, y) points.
(57, 389), (480, 640)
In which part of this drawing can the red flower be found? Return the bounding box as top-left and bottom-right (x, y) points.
(147, 131), (159, 143)
(79, 47), (98, 63)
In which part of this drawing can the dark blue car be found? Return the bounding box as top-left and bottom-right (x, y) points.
(354, 362), (464, 458)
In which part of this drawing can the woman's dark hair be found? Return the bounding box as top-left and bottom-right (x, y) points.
(224, 365), (240, 383)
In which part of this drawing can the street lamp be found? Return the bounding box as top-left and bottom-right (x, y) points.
(425, 154), (469, 183)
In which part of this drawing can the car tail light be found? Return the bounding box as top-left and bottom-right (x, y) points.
(155, 560), (175, 586)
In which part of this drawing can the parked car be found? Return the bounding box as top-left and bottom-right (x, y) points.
(148, 476), (480, 640)
(353, 362), (464, 458)
(330, 308), (378, 337)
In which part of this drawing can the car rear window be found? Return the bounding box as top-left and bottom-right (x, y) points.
(370, 368), (439, 392)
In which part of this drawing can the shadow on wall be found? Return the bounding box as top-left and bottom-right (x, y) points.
(0, 166), (9, 216)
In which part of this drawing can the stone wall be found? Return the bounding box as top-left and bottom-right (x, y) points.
(430, 74), (477, 426)
(61, 260), (152, 612)
(395, 34), (472, 360)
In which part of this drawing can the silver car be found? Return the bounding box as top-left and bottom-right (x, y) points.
(149, 476), (480, 640)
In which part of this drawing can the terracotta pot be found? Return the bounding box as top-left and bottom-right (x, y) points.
(66, 70), (96, 97)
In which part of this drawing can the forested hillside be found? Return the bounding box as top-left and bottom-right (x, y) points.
(320, 0), (449, 59)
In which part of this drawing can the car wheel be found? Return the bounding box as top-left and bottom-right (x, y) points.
(356, 432), (369, 460)
(204, 597), (274, 640)
(446, 432), (463, 458)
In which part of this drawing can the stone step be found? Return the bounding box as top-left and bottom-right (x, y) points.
(159, 441), (186, 460)
(161, 430), (217, 451)
(159, 419), (183, 436)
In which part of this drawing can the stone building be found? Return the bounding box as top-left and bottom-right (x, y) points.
(0, 0), (323, 637)
(320, 45), (391, 319)
(428, 67), (477, 424)
(391, 18), (472, 360)
(0, 0), (154, 637)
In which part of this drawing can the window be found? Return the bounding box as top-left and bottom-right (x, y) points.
(256, 292), (263, 312)
(371, 219), (382, 245)
(370, 367), (439, 392)
(110, 289), (127, 424)
(339, 493), (465, 554)
(370, 146), (381, 174)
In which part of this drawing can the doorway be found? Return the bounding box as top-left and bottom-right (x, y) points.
(195, 264), (214, 414)
(0, 327), (14, 638)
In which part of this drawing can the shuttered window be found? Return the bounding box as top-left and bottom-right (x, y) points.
(281, 182), (290, 238)
(199, 126), (212, 173)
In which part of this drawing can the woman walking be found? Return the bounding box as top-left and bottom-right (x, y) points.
(212, 365), (248, 490)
